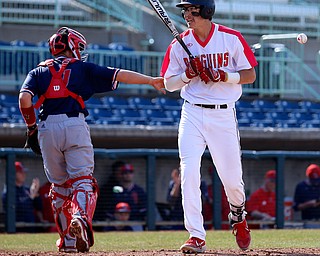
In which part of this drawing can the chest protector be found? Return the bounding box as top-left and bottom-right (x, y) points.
(34, 58), (85, 109)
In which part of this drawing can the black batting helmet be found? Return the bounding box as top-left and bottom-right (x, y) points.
(176, 0), (215, 20)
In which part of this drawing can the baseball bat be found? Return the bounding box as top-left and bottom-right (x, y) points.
(147, 0), (194, 59)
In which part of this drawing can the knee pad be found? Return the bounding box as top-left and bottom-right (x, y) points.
(71, 177), (99, 222)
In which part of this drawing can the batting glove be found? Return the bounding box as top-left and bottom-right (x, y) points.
(185, 57), (204, 79)
(199, 68), (226, 84)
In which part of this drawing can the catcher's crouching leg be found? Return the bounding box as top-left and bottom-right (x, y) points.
(49, 177), (98, 253)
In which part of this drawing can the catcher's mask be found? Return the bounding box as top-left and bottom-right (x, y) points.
(177, 0), (215, 20)
(48, 27), (87, 61)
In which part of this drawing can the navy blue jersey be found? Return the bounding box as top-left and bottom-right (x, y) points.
(109, 184), (147, 221)
(20, 57), (119, 120)
(293, 180), (320, 220)
(167, 180), (208, 221)
(2, 185), (42, 223)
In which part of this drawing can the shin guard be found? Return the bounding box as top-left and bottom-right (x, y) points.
(49, 184), (75, 250)
(70, 177), (98, 247)
(49, 176), (98, 250)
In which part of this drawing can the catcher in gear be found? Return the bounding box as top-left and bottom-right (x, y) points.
(19, 26), (165, 253)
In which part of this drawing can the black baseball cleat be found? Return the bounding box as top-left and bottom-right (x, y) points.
(68, 217), (89, 253)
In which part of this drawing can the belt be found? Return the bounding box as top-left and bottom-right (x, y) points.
(186, 100), (228, 109)
(40, 112), (82, 121)
(66, 112), (82, 118)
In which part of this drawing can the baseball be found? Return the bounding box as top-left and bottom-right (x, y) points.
(297, 33), (308, 44)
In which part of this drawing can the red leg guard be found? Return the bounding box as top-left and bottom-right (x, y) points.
(49, 176), (99, 249)
(49, 185), (74, 247)
(69, 177), (99, 247)
(85, 178), (99, 246)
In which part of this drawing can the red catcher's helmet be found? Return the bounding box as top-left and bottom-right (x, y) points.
(48, 27), (87, 60)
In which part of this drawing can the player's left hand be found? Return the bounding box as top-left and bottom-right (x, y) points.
(199, 68), (226, 84)
(150, 77), (166, 94)
(185, 57), (203, 79)
(24, 124), (42, 155)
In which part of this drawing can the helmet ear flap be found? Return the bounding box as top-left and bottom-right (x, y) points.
(200, 5), (215, 19)
(178, 0), (215, 20)
(181, 7), (215, 19)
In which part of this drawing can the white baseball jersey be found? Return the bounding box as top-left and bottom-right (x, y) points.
(161, 23), (257, 104)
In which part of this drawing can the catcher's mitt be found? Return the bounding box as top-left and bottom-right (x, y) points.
(24, 124), (42, 155)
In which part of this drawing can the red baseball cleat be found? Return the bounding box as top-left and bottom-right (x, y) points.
(180, 237), (206, 254)
(232, 219), (251, 250)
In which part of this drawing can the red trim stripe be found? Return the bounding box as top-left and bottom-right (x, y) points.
(218, 25), (258, 67)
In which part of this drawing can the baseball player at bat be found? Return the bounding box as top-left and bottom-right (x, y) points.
(160, 0), (257, 253)
(19, 27), (165, 253)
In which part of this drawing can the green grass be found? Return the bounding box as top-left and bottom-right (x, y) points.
(0, 229), (319, 252)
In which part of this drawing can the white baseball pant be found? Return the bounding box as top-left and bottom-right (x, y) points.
(179, 101), (246, 240)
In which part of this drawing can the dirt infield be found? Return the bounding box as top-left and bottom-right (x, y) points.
(1, 248), (320, 256)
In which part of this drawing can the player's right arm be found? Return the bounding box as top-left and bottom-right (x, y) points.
(296, 199), (320, 210)
(161, 43), (196, 92)
(164, 58), (204, 92)
(116, 69), (166, 94)
(164, 74), (189, 92)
